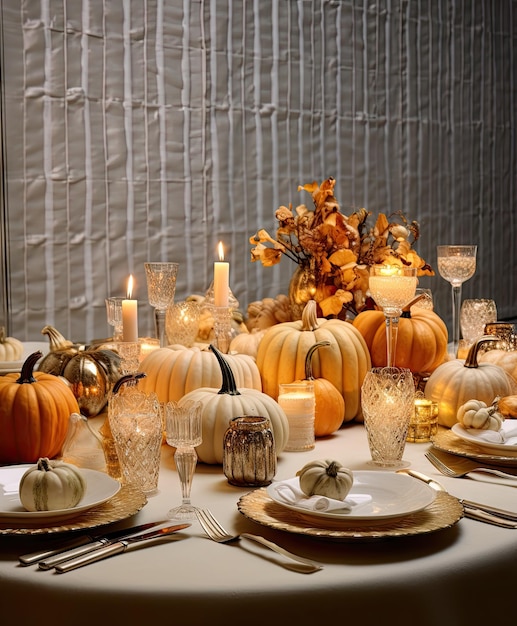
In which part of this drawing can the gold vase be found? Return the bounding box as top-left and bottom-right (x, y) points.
(288, 262), (335, 320)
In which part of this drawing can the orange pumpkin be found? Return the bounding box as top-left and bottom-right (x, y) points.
(295, 341), (345, 437)
(352, 307), (448, 373)
(0, 352), (80, 463)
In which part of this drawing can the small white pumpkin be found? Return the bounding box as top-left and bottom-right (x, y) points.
(19, 457), (86, 511)
(457, 399), (504, 431)
(297, 459), (353, 500)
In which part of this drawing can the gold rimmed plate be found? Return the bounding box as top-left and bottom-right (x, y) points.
(238, 488), (463, 541)
(432, 426), (517, 467)
(0, 480), (146, 536)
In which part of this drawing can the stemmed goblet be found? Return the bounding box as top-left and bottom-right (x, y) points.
(165, 399), (203, 520)
(105, 296), (124, 341)
(437, 245), (477, 357)
(144, 262), (179, 347)
(368, 265), (418, 366)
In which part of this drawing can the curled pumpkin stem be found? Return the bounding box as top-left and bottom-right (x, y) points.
(112, 372), (146, 395)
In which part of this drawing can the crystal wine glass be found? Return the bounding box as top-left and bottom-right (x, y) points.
(105, 296), (124, 341)
(437, 245), (477, 357)
(165, 399), (203, 520)
(144, 262), (179, 347)
(368, 265), (418, 366)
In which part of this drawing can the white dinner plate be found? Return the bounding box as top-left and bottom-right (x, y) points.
(266, 471), (436, 521)
(0, 465), (121, 522)
(0, 341), (49, 375)
(451, 423), (517, 456)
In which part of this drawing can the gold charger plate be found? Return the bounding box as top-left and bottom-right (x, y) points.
(0, 484), (147, 536)
(432, 426), (517, 467)
(237, 489), (463, 541)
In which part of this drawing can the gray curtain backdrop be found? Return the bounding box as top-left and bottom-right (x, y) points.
(1, 0), (515, 342)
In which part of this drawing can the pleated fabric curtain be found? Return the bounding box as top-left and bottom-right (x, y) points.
(1, 0), (515, 342)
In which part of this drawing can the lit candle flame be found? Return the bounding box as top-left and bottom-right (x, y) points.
(127, 274), (134, 299)
(218, 241), (225, 261)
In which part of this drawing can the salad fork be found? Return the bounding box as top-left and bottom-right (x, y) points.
(425, 450), (517, 481)
(195, 508), (322, 573)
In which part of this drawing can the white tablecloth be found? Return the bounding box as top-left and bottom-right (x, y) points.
(2, 420), (517, 626)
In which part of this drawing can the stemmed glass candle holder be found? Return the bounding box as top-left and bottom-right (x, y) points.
(144, 262), (179, 348)
(165, 399), (203, 520)
(437, 245), (477, 357)
(105, 297), (124, 341)
(368, 265), (418, 366)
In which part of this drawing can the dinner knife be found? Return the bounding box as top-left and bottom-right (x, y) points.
(399, 469), (517, 523)
(54, 523), (191, 573)
(19, 520), (170, 567)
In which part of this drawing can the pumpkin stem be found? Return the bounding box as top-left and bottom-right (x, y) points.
(209, 344), (241, 396)
(304, 341), (331, 380)
(37, 457), (53, 472)
(326, 461), (339, 477)
(16, 351), (43, 384)
(41, 325), (76, 352)
(464, 336), (499, 369)
(301, 300), (320, 332)
(112, 372), (146, 395)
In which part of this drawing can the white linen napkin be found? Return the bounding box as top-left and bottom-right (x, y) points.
(467, 421), (517, 446)
(272, 477), (372, 513)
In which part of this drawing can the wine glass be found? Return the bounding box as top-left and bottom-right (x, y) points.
(437, 245), (477, 357)
(105, 296), (124, 341)
(368, 265), (418, 366)
(165, 399), (203, 520)
(144, 262), (179, 347)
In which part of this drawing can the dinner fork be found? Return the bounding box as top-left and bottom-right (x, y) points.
(425, 450), (517, 481)
(195, 508), (322, 573)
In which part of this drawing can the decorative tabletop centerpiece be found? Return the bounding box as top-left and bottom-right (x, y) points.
(249, 176), (433, 319)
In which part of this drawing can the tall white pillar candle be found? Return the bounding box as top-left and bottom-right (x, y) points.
(122, 274), (139, 342)
(213, 241), (229, 307)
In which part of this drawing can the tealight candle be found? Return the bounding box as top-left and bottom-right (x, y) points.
(278, 382), (315, 451)
(122, 274), (139, 342)
(213, 241), (229, 307)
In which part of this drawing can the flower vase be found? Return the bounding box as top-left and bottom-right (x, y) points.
(288, 263), (335, 320)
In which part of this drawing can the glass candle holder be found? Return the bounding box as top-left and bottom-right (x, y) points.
(460, 299), (497, 344)
(166, 301), (201, 347)
(361, 367), (415, 468)
(407, 395), (439, 443)
(277, 381), (315, 451)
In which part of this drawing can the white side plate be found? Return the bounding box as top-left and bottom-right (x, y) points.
(451, 423), (517, 456)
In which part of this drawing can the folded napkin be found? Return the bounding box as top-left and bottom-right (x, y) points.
(272, 477), (372, 513)
(467, 421), (517, 446)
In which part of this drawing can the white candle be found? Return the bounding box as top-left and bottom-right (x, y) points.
(122, 274), (139, 342)
(213, 241), (229, 307)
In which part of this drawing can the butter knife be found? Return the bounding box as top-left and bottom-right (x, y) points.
(54, 523), (190, 573)
(399, 469), (517, 524)
(19, 520), (169, 567)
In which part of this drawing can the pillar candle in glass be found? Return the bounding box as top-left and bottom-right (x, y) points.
(277, 381), (315, 451)
(122, 274), (139, 342)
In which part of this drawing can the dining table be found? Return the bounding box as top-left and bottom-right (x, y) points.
(2, 415), (517, 626)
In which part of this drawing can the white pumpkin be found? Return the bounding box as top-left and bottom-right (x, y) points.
(19, 457), (86, 511)
(181, 345), (289, 464)
(297, 459), (354, 500)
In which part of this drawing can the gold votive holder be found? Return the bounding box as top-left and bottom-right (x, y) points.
(407, 397), (438, 443)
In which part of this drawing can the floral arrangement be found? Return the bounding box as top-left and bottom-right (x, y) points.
(249, 177), (433, 318)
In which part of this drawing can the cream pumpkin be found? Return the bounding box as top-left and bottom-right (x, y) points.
(137, 344), (262, 404)
(19, 457), (86, 511)
(255, 300), (371, 422)
(0, 327), (23, 361)
(478, 349), (517, 384)
(181, 345), (289, 465)
(424, 338), (515, 428)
